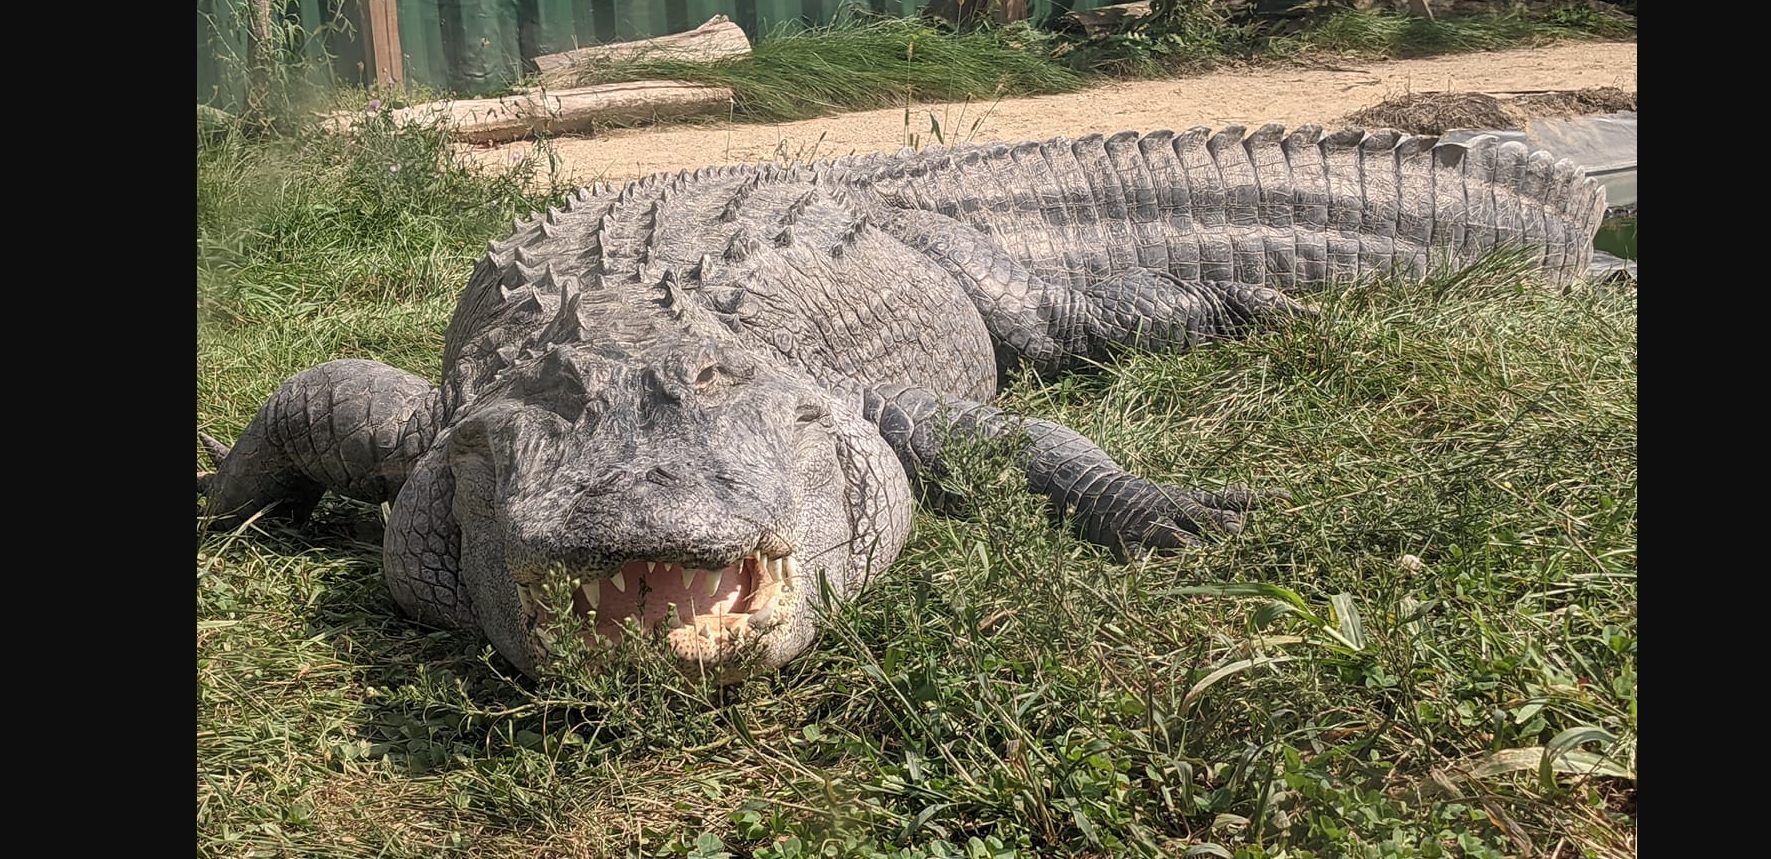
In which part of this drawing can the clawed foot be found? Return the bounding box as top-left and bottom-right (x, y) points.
(1074, 480), (1292, 562)
(1238, 284), (1319, 325)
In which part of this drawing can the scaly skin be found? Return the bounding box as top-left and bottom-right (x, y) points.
(199, 126), (1605, 680)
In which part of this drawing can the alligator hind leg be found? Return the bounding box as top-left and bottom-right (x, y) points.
(1066, 268), (1313, 361)
(863, 385), (1287, 560)
(887, 209), (1311, 372)
(200, 359), (442, 528)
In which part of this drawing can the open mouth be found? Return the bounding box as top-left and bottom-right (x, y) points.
(518, 551), (794, 663)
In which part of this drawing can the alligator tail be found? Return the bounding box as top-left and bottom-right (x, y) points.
(837, 125), (1606, 290)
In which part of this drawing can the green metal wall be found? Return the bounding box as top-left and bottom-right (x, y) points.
(398, 1), (909, 95)
(199, 1), (1122, 105)
(198, 0), (343, 109)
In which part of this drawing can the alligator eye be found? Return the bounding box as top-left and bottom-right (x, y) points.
(693, 364), (718, 387)
(794, 402), (826, 424)
(451, 421), (487, 448)
(446, 421), (493, 471)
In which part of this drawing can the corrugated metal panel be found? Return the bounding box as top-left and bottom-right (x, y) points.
(197, 0), (245, 109)
(197, 0), (358, 109)
(399, 0), (451, 93)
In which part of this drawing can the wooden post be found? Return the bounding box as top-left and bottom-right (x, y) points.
(924, 1), (1026, 29)
(995, 1), (1028, 23)
(245, 0), (278, 113)
(362, 0), (405, 87)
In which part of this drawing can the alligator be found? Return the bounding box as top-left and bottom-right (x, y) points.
(198, 125), (1605, 680)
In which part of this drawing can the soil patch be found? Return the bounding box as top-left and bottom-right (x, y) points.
(1340, 86), (1636, 134)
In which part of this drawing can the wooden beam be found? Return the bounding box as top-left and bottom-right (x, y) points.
(327, 80), (737, 144)
(363, 0), (404, 87)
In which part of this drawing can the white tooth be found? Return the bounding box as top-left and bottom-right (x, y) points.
(667, 603), (684, 629)
(581, 581), (600, 609)
(781, 556), (796, 591)
(731, 616), (751, 641)
(768, 557), (783, 586)
(705, 568), (722, 596)
(646, 561), (658, 574)
(610, 571), (627, 593)
(698, 623), (716, 642)
(750, 592), (780, 626)
(682, 566), (697, 590)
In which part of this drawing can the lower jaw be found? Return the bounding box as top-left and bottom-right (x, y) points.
(553, 608), (779, 681)
(661, 609), (764, 664)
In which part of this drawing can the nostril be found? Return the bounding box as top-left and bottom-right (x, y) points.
(646, 465), (681, 487)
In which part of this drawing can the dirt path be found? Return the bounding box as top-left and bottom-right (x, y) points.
(471, 41), (1635, 186)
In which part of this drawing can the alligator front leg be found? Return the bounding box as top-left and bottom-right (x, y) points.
(200, 359), (475, 629)
(199, 359), (443, 527)
(862, 385), (1285, 559)
(380, 444), (475, 630)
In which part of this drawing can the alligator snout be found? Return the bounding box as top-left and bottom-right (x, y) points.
(556, 457), (787, 571)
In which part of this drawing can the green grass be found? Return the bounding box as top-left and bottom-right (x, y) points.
(197, 113), (1636, 857)
(197, 109), (573, 431)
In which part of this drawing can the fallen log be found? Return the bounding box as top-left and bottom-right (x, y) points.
(329, 80), (734, 145)
(532, 15), (752, 90)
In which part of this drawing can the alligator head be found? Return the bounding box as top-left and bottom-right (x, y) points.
(435, 326), (911, 681)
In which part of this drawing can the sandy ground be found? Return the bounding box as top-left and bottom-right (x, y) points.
(468, 41), (1636, 186)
